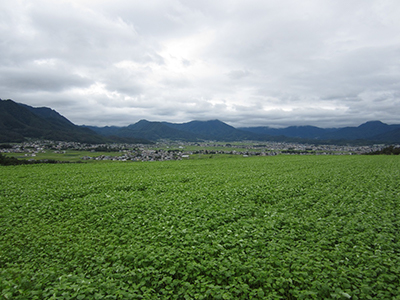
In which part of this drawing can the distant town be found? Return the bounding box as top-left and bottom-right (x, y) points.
(0, 140), (391, 162)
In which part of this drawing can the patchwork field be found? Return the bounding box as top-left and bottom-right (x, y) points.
(1, 155), (399, 299)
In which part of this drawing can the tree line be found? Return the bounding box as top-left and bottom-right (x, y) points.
(365, 145), (400, 155)
(0, 153), (73, 166)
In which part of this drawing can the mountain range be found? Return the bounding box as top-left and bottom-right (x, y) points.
(239, 121), (400, 144)
(1, 99), (400, 144)
(85, 119), (267, 142)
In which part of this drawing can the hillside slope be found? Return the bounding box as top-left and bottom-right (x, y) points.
(1, 99), (106, 143)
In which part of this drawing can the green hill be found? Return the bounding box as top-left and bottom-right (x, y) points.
(1, 99), (111, 143)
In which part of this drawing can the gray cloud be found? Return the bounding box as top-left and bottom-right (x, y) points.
(227, 69), (250, 80)
(0, 63), (92, 92)
(1, 0), (400, 128)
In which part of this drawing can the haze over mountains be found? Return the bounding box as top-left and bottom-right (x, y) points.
(1, 99), (400, 144)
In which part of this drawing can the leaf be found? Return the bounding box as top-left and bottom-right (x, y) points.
(341, 292), (352, 299)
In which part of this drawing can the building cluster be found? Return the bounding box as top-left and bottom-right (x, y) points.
(0, 140), (392, 162)
(81, 149), (185, 162)
(186, 142), (388, 156)
(0, 142), (46, 156)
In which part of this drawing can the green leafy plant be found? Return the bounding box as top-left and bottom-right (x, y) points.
(1, 155), (399, 298)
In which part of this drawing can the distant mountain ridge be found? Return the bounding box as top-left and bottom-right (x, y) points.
(87, 119), (264, 142)
(239, 121), (400, 143)
(238, 125), (337, 139)
(1, 99), (400, 143)
(90, 119), (400, 144)
(162, 120), (265, 141)
(322, 121), (400, 140)
(90, 120), (199, 141)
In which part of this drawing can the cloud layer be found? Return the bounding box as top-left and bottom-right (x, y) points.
(1, 0), (400, 127)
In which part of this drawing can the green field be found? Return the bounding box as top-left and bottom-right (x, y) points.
(1, 156), (399, 299)
(2, 150), (123, 162)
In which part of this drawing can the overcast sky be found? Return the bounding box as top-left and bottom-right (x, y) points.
(1, 0), (400, 128)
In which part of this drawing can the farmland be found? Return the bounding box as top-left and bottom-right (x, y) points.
(1, 155), (399, 299)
